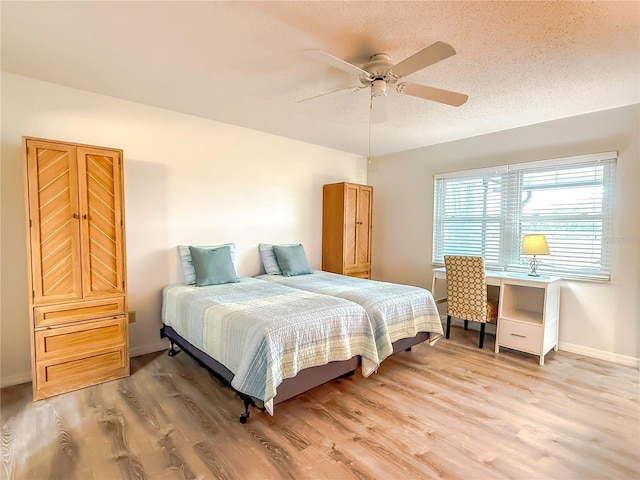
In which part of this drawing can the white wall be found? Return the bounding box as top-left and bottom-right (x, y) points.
(368, 105), (639, 364)
(0, 73), (367, 387)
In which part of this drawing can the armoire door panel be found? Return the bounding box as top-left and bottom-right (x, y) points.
(87, 209), (117, 240)
(27, 141), (83, 304)
(344, 184), (359, 269)
(87, 155), (116, 192)
(357, 186), (372, 267)
(78, 148), (125, 297)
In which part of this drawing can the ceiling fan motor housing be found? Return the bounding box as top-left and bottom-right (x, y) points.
(360, 53), (397, 86)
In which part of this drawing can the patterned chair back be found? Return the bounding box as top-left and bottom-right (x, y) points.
(444, 255), (492, 323)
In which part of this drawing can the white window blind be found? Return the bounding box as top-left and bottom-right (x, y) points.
(433, 152), (617, 280)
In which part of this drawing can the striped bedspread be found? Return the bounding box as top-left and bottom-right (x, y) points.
(256, 271), (443, 361)
(162, 277), (380, 414)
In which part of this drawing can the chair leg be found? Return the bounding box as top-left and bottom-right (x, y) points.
(479, 323), (486, 349)
(446, 315), (451, 339)
(464, 320), (469, 330)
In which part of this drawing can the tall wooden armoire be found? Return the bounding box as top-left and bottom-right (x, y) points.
(24, 137), (129, 400)
(322, 182), (373, 279)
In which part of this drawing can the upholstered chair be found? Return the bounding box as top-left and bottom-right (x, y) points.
(443, 255), (498, 348)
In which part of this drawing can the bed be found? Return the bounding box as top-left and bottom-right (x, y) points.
(161, 276), (380, 421)
(161, 243), (442, 422)
(256, 244), (443, 361)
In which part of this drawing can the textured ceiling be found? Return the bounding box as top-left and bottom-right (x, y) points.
(2, 1), (639, 156)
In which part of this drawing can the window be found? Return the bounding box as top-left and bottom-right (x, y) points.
(433, 152), (617, 280)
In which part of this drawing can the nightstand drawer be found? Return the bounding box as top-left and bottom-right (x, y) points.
(498, 319), (542, 354)
(35, 316), (126, 361)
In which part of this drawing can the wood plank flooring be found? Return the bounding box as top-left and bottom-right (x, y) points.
(2, 327), (639, 479)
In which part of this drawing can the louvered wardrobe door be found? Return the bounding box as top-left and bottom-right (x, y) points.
(357, 185), (373, 268)
(26, 141), (83, 305)
(343, 183), (359, 270)
(77, 147), (126, 298)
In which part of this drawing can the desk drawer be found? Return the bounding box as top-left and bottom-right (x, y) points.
(498, 319), (542, 354)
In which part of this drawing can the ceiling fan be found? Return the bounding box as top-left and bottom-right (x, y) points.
(302, 41), (468, 123)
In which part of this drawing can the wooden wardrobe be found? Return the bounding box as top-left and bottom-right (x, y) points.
(24, 137), (129, 400)
(322, 182), (373, 279)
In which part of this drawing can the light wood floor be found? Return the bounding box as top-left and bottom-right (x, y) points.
(2, 327), (639, 480)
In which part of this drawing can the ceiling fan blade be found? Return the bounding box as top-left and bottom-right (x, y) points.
(397, 82), (468, 107)
(390, 41), (457, 78)
(306, 49), (370, 77)
(297, 85), (364, 103)
(370, 94), (387, 123)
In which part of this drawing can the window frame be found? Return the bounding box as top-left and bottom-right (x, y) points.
(432, 152), (617, 281)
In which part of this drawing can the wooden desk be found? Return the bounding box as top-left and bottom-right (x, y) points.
(432, 268), (561, 365)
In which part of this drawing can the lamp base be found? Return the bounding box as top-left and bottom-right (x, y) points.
(528, 256), (541, 276)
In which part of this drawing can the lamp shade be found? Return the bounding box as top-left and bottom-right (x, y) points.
(521, 234), (550, 255)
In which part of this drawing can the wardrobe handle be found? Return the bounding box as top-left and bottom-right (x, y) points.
(83, 214), (88, 220)
(72, 213), (78, 219)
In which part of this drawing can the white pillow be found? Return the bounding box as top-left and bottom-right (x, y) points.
(178, 244), (236, 284)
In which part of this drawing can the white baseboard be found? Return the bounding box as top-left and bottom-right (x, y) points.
(559, 341), (640, 368)
(1, 340), (171, 389)
(445, 318), (639, 368)
(0, 372), (32, 389)
(129, 339), (170, 358)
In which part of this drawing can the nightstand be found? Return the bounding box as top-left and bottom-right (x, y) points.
(495, 276), (561, 365)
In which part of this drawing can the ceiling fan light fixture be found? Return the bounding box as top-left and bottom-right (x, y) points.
(371, 79), (387, 97)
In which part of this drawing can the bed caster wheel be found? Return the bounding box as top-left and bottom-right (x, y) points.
(239, 413), (249, 424)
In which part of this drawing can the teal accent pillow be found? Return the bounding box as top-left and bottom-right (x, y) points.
(272, 244), (312, 277)
(189, 245), (239, 286)
(258, 243), (299, 275)
(178, 243), (236, 284)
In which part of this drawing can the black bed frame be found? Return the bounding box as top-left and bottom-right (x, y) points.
(160, 325), (430, 423)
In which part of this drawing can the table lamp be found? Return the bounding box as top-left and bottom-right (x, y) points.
(521, 234), (550, 277)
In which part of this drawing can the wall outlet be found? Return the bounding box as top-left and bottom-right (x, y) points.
(128, 311), (136, 323)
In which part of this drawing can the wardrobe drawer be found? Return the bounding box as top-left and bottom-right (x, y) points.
(35, 316), (126, 361)
(345, 268), (371, 279)
(34, 297), (125, 328)
(34, 347), (128, 400)
(498, 319), (542, 354)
